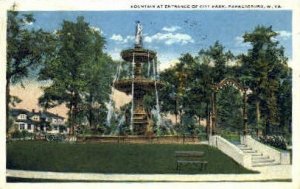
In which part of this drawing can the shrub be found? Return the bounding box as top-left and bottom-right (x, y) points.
(12, 130), (23, 138)
(258, 135), (288, 150)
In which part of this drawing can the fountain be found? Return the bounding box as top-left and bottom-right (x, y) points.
(75, 22), (199, 143)
(114, 22), (163, 136)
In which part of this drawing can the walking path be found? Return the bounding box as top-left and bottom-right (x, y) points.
(6, 165), (291, 182)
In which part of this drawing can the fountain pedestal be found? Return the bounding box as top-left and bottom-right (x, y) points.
(115, 47), (163, 135)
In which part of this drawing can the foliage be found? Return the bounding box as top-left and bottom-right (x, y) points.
(6, 11), (54, 130)
(38, 17), (115, 133)
(11, 130), (34, 139)
(216, 87), (243, 131)
(159, 25), (291, 137)
(258, 135), (288, 150)
(240, 26), (289, 135)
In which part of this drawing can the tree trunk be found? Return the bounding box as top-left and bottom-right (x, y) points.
(206, 102), (210, 138)
(69, 104), (74, 135)
(265, 117), (270, 135)
(179, 110), (182, 125)
(88, 95), (93, 129)
(198, 115), (201, 127)
(256, 100), (261, 135)
(73, 93), (79, 135)
(174, 97), (178, 125)
(6, 79), (10, 134)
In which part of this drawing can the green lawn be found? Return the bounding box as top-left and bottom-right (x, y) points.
(7, 141), (257, 174)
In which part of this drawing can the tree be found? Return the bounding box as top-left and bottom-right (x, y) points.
(196, 42), (235, 134)
(80, 40), (115, 129)
(199, 41), (234, 83)
(6, 11), (54, 129)
(277, 66), (292, 134)
(39, 17), (114, 134)
(240, 26), (288, 135)
(216, 87), (243, 132)
(159, 67), (180, 124)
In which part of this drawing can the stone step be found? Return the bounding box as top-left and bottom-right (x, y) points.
(133, 121), (148, 124)
(234, 143), (280, 167)
(250, 153), (263, 157)
(241, 149), (257, 153)
(252, 161), (280, 167)
(238, 146), (252, 150)
(252, 156), (270, 160)
(252, 158), (275, 164)
(133, 117), (147, 120)
(236, 144), (247, 148)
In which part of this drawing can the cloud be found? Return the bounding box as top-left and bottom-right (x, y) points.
(162, 26), (181, 32)
(105, 47), (122, 61)
(23, 19), (33, 26)
(234, 36), (251, 47)
(276, 30), (292, 40)
(110, 34), (123, 41)
(159, 59), (179, 70)
(144, 32), (194, 45)
(90, 26), (104, 35)
(110, 34), (134, 44)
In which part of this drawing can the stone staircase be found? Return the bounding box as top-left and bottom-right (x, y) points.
(236, 144), (280, 167)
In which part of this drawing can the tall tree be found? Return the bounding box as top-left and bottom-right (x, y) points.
(196, 42), (235, 133)
(6, 11), (54, 130)
(39, 17), (114, 134)
(240, 26), (288, 134)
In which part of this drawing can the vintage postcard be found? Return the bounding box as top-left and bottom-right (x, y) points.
(0, 0), (299, 189)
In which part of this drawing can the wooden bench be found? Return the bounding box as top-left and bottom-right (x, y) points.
(175, 151), (207, 172)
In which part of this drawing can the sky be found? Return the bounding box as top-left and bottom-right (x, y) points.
(11, 10), (292, 117)
(23, 10), (292, 68)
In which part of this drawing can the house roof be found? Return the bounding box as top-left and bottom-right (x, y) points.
(10, 109), (30, 117)
(10, 108), (64, 120)
(42, 111), (65, 119)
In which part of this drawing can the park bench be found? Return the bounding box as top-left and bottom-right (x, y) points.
(175, 151), (207, 172)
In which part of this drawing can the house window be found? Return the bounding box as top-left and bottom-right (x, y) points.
(19, 114), (26, 120)
(20, 124), (25, 130)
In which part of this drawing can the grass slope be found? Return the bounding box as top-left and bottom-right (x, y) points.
(7, 141), (257, 174)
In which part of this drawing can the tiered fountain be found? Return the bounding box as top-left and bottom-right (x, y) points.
(115, 22), (163, 135)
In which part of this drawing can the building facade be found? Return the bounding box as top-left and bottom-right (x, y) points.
(10, 109), (67, 134)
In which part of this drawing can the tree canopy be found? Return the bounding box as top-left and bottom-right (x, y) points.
(38, 17), (115, 133)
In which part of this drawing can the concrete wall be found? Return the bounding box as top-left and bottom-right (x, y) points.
(242, 135), (290, 165)
(77, 135), (201, 144)
(209, 135), (252, 169)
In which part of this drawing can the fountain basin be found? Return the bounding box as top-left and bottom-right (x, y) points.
(121, 48), (156, 63)
(115, 78), (164, 95)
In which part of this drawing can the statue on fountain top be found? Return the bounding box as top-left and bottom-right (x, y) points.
(135, 21), (143, 48)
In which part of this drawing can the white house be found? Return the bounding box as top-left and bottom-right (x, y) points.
(10, 109), (67, 134)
